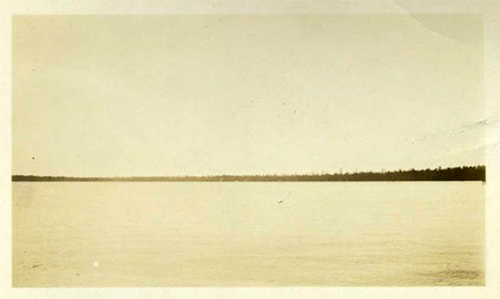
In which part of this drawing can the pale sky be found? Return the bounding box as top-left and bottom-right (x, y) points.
(13, 15), (484, 176)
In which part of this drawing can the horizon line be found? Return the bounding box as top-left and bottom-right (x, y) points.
(12, 165), (486, 182)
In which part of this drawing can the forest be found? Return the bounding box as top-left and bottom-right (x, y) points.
(12, 165), (486, 182)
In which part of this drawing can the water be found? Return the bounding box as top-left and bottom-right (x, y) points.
(12, 182), (484, 287)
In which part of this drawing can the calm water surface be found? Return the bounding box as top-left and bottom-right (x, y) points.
(13, 182), (484, 287)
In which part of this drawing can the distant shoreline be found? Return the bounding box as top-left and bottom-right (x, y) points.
(12, 166), (486, 182)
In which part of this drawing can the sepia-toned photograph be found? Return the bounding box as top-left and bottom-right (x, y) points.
(2, 1), (500, 297)
(10, 13), (488, 287)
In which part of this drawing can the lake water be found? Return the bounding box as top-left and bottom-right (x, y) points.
(12, 182), (484, 287)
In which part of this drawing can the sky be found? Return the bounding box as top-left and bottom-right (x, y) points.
(13, 15), (484, 176)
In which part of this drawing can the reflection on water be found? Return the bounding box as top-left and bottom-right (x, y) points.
(13, 182), (484, 287)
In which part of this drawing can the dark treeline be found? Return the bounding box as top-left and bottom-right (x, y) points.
(12, 165), (485, 182)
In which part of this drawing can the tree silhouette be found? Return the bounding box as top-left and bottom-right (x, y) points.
(12, 165), (486, 182)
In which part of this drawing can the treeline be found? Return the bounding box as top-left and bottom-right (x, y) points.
(12, 165), (485, 182)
